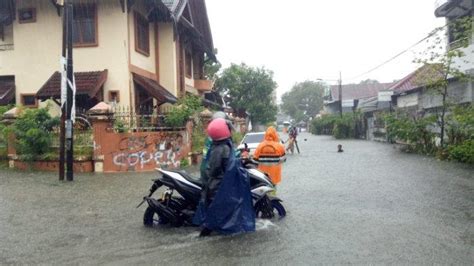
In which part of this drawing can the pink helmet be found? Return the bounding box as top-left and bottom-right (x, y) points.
(207, 118), (231, 141)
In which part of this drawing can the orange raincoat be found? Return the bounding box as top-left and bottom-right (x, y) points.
(253, 127), (286, 185)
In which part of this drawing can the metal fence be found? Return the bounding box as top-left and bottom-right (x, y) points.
(111, 105), (181, 132)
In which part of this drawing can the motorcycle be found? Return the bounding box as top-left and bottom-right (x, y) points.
(138, 160), (286, 227)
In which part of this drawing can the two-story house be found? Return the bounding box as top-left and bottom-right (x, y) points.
(434, 0), (473, 102)
(0, 0), (216, 113)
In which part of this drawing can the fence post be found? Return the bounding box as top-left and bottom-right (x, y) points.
(2, 107), (19, 168)
(87, 102), (113, 173)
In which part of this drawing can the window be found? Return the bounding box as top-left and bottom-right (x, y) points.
(18, 8), (36, 24)
(108, 90), (120, 103)
(73, 3), (97, 47)
(185, 50), (192, 77)
(134, 12), (149, 56)
(21, 94), (37, 107)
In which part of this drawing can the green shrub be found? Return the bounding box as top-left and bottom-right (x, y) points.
(165, 95), (203, 127)
(192, 120), (206, 153)
(311, 115), (337, 135)
(12, 108), (60, 161)
(447, 140), (474, 164)
(385, 113), (437, 154)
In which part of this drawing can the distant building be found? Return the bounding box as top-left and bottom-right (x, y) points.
(323, 82), (393, 114)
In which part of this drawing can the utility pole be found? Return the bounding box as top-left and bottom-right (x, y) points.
(65, 0), (74, 181)
(59, 2), (66, 181)
(338, 71), (342, 117)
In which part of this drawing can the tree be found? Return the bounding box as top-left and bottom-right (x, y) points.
(215, 63), (278, 124)
(414, 16), (473, 148)
(281, 81), (324, 122)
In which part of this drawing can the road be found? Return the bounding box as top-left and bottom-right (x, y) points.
(1, 133), (473, 264)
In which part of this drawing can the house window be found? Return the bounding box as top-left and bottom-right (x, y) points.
(0, 25), (4, 41)
(134, 12), (149, 56)
(73, 3), (97, 47)
(185, 50), (192, 77)
(108, 90), (120, 103)
(18, 8), (36, 24)
(21, 94), (37, 107)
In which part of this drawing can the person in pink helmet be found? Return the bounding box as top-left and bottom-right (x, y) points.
(199, 118), (232, 236)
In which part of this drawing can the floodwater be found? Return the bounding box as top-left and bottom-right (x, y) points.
(1, 133), (473, 264)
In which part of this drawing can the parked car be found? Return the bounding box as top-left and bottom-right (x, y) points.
(237, 132), (266, 157)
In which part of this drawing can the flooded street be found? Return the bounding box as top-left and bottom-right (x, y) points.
(1, 133), (473, 264)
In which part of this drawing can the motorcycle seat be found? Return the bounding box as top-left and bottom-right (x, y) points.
(177, 170), (203, 188)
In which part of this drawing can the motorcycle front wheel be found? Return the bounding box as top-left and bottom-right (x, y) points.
(255, 197), (286, 219)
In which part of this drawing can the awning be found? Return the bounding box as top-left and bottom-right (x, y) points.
(132, 73), (177, 104)
(435, 0), (472, 17)
(0, 80), (15, 105)
(36, 70), (108, 100)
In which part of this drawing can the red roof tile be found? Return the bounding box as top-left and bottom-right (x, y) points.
(388, 64), (444, 93)
(36, 70), (108, 99)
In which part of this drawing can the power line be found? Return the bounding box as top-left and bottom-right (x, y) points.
(345, 24), (448, 82)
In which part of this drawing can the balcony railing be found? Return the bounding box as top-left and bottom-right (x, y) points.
(0, 44), (14, 51)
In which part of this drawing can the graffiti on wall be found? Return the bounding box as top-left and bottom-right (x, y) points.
(110, 133), (187, 170)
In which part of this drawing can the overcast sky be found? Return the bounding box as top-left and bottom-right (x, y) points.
(205, 0), (446, 101)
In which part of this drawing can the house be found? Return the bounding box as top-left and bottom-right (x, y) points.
(433, 0), (474, 106)
(323, 82), (393, 114)
(0, 0), (217, 114)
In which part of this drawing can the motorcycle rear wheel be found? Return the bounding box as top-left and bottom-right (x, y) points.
(143, 206), (169, 227)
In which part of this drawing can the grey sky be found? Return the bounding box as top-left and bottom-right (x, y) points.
(205, 0), (446, 100)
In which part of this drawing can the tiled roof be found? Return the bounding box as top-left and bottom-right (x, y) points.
(0, 79), (15, 105)
(157, 0), (215, 59)
(36, 70), (108, 99)
(388, 64), (444, 93)
(330, 82), (393, 101)
(132, 73), (177, 104)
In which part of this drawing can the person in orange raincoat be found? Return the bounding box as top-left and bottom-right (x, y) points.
(253, 127), (286, 185)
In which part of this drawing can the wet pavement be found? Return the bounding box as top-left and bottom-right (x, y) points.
(1, 133), (473, 264)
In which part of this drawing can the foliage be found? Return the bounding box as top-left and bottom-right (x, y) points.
(215, 63), (278, 124)
(446, 104), (474, 145)
(447, 140), (474, 164)
(310, 113), (362, 139)
(281, 81), (325, 122)
(165, 95), (203, 127)
(311, 115), (337, 135)
(191, 120), (206, 153)
(180, 158), (189, 167)
(333, 114), (357, 139)
(203, 57), (222, 81)
(232, 131), (243, 145)
(12, 107), (60, 160)
(113, 116), (128, 133)
(0, 105), (12, 156)
(384, 113), (437, 154)
(413, 16), (473, 147)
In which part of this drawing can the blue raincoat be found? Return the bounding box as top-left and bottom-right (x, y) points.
(193, 139), (256, 234)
